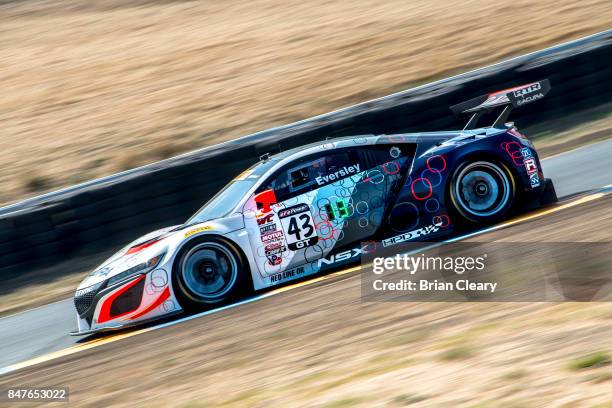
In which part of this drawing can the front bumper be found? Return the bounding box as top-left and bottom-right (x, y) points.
(70, 320), (124, 336)
(70, 309), (182, 336)
(72, 268), (181, 335)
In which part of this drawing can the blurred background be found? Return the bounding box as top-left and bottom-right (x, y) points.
(1, 0), (610, 205)
(0, 1), (611, 407)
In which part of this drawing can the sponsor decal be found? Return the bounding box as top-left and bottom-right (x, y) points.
(315, 164), (360, 185)
(524, 158), (537, 174)
(257, 213), (274, 226)
(382, 224), (440, 247)
(520, 147), (540, 187)
(278, 203), (309, 218)
(507, 81), (547, 107)
(267, 254), (282, 265)
(75, 286), (97, 298)
(254, 189), (277, 213)
(279, 204), (318, 250)
(184, 225), (213, 238)
(261, 230), (284, 243)
(317, 242), (376, 267)
(257, 213), (281, 244)
(260, 224), (276, 234)
(265, 242), (286, 256)
(516, 93), (544, 106)
(513, 82), (541, 98)
(270, 266), (305, 283)
(520, 147), (532, 158)
(324, 198), (349, 221)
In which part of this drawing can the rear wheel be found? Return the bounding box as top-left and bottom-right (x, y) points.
(449, 160), (516, 224)
(172, 237), (249, 312)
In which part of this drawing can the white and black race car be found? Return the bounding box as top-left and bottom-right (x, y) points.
(73, 81), (556, 335)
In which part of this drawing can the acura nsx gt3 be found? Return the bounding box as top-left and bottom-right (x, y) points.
(72, 80), (556, 335)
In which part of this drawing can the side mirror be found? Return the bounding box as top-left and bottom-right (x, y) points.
(254, 189), (277, 213)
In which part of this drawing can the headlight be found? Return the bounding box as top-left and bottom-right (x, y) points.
(107, 253), (165, 286)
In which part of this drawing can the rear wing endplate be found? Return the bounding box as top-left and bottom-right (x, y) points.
(450, 79), (550, 129)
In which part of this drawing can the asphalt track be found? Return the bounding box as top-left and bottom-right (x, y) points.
(1, 138), (611, 375)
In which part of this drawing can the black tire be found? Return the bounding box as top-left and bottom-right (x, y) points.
(172, 236), (250, 312)
(449, 160), (516, 225)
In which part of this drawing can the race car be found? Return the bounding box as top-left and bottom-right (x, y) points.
(72, 80), (557, 335)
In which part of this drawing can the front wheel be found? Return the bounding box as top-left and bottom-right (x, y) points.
(172, 237), (249, 312)
(449, 160), (516, 224)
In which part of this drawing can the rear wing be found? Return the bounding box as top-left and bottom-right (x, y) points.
(450, 79), (550, 129)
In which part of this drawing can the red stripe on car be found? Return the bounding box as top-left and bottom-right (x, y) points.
(126, 238), (161, 255)
(97, 275), (146, 323)
(130, 287), (170, 320)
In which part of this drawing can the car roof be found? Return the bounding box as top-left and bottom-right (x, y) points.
(228, 127), (501, 215)
(259, 130), (475, 164)
(264, 134), (375, 161)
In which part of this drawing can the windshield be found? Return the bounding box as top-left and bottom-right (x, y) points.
(186, 158), (279, 224)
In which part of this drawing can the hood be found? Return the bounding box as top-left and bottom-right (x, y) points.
(77, 225), (179, 289)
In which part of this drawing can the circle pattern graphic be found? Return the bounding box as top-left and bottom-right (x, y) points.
(388, 202), (419, 232)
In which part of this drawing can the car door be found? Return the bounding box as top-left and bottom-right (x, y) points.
(330, 144), (410, 249)
(243, 149), (361, 279)
(242, 144), (410, 280)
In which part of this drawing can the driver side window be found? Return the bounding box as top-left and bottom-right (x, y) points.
(258, 150), (354, 204)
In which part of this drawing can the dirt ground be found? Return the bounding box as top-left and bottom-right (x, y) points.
(0, 0), (611, 206)
(1, 195), (610, 407)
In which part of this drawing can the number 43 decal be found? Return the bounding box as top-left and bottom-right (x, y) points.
(278, 204), (318, 251)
